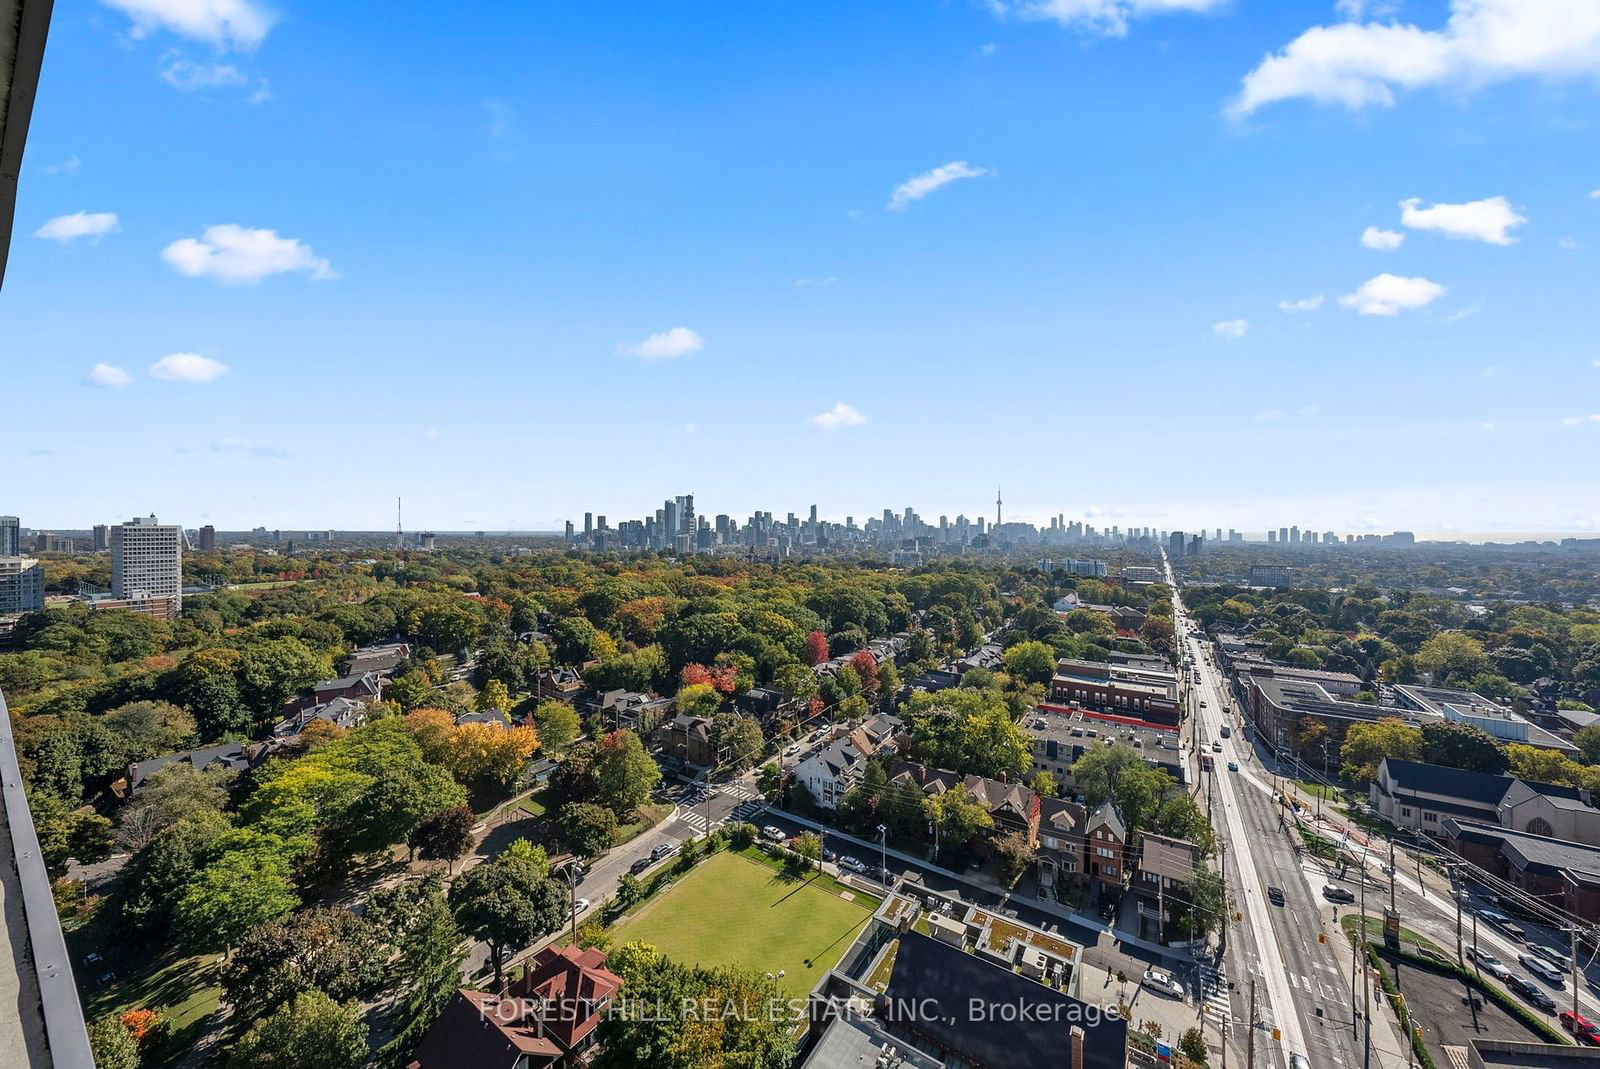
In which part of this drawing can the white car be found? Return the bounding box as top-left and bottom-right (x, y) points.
(1468, 946), (1512, 981)
(1520, 954), (1566, 986)
(572, 897), (590, 916)
(761, 825), (786, 842)
(783, 744), (801, 757)
(1142, 968), (1184, 999)
(837, 856), (868, 873)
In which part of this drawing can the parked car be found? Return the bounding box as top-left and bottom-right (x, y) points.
(1561, 1010), (1600, 1045)
(1322, 884), (1355, 903)
(651, 841), (678, 861)
(865, 866), (892, 885)
(783, 744), (800, 758)
(629, 856), (654, 875)
(1505, 975), (1556, 1012)
(1267, 886), (1285, 906)
(761, 825), (786, 842)
(821, 848), (837, 863)
(837, 856), (867, 873)
(1520, 954), (1565, 986)
(1468, 946), (1512, 981)
(1531, 943), (1572, 970)
(1141, 968), (1184, 999)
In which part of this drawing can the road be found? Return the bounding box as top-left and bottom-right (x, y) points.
(1168, 552), (1374, 1069)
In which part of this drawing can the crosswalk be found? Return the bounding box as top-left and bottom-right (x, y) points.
(676, 782), (766, 835)
(1199, 962), (1231, 1022)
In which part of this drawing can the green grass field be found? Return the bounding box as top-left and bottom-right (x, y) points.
(608, 850), (877, 997)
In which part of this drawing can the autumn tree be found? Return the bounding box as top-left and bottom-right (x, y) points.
(1339, 718), (1422, 781)
(594, 729), (660, 816)
(803, 630), (830, 666)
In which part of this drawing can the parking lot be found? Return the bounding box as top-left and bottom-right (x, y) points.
(1379, 950), (1558, 1066)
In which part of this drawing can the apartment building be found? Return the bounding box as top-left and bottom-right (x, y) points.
(110, 515), (183, 615)
(0, 556), (44, 615)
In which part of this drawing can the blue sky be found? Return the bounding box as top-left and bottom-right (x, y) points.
(6, 0), (1600, 535)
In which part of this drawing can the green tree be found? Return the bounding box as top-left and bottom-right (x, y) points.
(557, 801), (618, 857)
(1420, 720), (1508, 774)
(117, 762), (231, 852)
(1339, 718), (1422, 781)
(221, 907), (387, 1022)
(238, 637), (331, 719)
(364, 876), (464, 1043)
(121, 808), (232, 935)
(675, 682), (723, 720)
(409, 804), (476, 873)
(102, 700), (198, 766)
(170, 647), (250, 740)
(711, 714), (764, 772)
(87, 1015), (140, 1069)
(533, 699), (581, 752)
(1415, 632), (1488, 683)
(478, 679), (512, 714)
(450, 853), (569, 988)
(1183, 868), (1229, 939)
(1574, 723), (1600, 766)
(792, 830), (821, 868)
(594, 729), (660, 817)
(175, 836), (300, 954)
(924, 783), (993, 852)
(617, 872), (645, 908)
(228, 990), (368, 1069)
(991, 829), (1033, 887)
(1003, 640), (1057, 686)
(1030, 770), (1057, 796)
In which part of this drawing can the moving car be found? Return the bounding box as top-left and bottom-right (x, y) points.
(1505, 975), (1556, 1012)
(1531, 944), (1572, 970)
(1286, 1055), (1311, 1069)
(1560, 1010), (1600, 1045)
(1220, 725), (1231, 738)
(1519, 954), (1565, 986)
(783, 744), (800, 757)
(761, 825), (787, 842)
(1212, 741), (1223, 752)
(571, 897), (590, 917)
(1227, 761), (1240, 772)
(1322, 884), (1355, 903)
(1267, 886), (1285, 906)
(1468, 946), (1512, 981)
(1141, 968), (1184, 999)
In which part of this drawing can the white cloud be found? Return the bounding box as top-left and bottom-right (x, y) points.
(150, 353), (229, 382)
(42, 155), (81, 175)
(1278, 294), (1324, 312)
(1230, 0), (1600, 117)
(160, 59), (247, 90)
(101, 0), (275, 50)
(1558, 236), (1581, 250)
(1400, 196), (1525, 244)
(1590, 190), (1600, 200)
(979, 42), (998, 56)
(1336, 0), (1399, 17)
(888, 161), (990, 211)
(1338, 273), (1446, 316)
(1212, 318), (1249, 339)
(990, 0), (1228, 38)
(810, 402), (867, 430)
(1361, 226), (1404, 250)
(1478, 421), (1496, 432)
(617, 326), (704, 360)
(1561, 414), (1600, 426)
(248, 79), (272, 104)
(35, 211), (119, 242)
(1444, 302), (1483, 322)
(162, 224), (336, 283)
(85, 363), (132, 388)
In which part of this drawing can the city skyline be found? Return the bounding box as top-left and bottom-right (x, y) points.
(5, 2), (1600, 532)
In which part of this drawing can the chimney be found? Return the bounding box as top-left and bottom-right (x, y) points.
(1069, 1025), (1084, 1069)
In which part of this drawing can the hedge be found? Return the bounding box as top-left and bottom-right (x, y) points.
(1367, 942), (1568, 1048)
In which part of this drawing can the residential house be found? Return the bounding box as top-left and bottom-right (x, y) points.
(661, 715), (717, 768)
(454, 707), (511, 727)
(118, 740), (279, 797)
(408, 944), (622, 1068)
(533, 667), (584, 703)
(794, 737), (870, 810)
(592, 689), (674, 735)
(886, 761), (1041, 849)
(1035, 796), (1086, 900)
(290, 671), (382, 714)
(1084, 801), (1127, 892)
(1134, 833), (1200, 943)
(735, 686), (800, 723)
(273, 696), (371, 738)
(343, 642), (411, 678)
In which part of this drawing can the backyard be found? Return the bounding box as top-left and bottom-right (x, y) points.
(607, 848), (879, 998)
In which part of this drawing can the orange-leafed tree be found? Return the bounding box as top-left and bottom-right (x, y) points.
(848, 651), (879, 696)
(804, 630), (830, 666)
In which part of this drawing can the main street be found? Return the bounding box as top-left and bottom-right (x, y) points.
(1167, 553), (1381, 1069)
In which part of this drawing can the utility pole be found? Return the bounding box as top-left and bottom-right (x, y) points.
(1247, 977), (1256, 1069)
(1389, 838), (1397, 913)
(1571, 926), (1582, 1020)
(1450, 864), (1463, 962)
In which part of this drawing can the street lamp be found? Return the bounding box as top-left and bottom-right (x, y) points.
(878, 824), (888, 881)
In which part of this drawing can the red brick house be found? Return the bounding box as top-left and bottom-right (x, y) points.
(1085, 801), (1128, 891)
(409, 945), (622, 1068)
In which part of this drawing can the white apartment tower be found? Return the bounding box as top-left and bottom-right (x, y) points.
(0, 556), (44, 615)
(111, 515), (183, 612)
